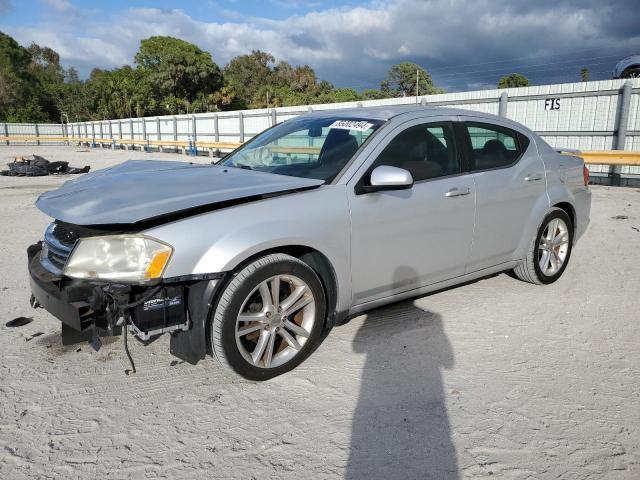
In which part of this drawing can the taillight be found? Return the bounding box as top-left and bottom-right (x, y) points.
(583, 164), (590, 186)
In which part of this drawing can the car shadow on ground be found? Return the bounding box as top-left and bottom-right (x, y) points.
(346, 267), (459, 480)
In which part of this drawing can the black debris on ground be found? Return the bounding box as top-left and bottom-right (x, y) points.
(0, 155), (90, 177)
(5, 317), (33, 328)
(25, 332), (44, 341)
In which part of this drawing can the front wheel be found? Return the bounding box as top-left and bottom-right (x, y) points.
(209, 253), (326, 381)
(513, 208), (573, 285)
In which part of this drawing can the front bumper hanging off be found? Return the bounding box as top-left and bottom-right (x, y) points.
(27, 242), (222, 364)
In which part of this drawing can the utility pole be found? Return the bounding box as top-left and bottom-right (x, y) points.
(416, 69), (419, 104)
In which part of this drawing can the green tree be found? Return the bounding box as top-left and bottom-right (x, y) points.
(498, 73), (529, 88)
(580, 67), (589, 82)
(382, 62), (439, 96)
(328, 88), (360, 103)
(57, 67), (92, 122)
(87, 66), (154, 119)
(1, 30), (434, 122)
(361, 88), (389, 100)
(0, 32), (47, 122)
(134, 36), (222, 111)
(27, 43), (65, 121)
(0, 33), (27, 119)
(191, 85), (240, 112)
(224, 50), (275, 107)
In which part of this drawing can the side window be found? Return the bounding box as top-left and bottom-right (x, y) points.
(372, 122), (459, 182)
(465, 123), (524, 171)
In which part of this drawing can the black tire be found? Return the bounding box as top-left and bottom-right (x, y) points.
(210, 253), (326, 381)
(512, 208), (573, 285)
(621, 67), (640, 79)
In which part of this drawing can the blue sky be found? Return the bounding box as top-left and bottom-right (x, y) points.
(1, 0), (639, 92)
(1, 0), (360, 23)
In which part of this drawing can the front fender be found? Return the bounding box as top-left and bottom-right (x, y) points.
(144, 185), (351, 310)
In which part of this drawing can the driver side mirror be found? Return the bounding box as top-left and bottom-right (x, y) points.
(360, 165), (414, 193)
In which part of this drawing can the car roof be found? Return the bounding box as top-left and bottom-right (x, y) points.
(299, 104), (538, 138)
(300, 105), (495, 122)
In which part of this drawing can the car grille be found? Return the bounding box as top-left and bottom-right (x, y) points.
(41, 222), (76, 275)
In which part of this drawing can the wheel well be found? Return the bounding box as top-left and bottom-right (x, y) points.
(552, 202), (576, 230)
(230, 245), (339, 328)
(621, 66), (640, 78)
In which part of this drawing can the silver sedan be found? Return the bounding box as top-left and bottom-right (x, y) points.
(30, 106), (591, 380)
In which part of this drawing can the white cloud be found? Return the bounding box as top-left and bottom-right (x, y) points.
(41, 0), (72, 11)
(3, 0), (639, 90)
(269, 0), (323, 9)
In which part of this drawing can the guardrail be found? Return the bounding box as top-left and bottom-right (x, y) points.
(0, 135), (70, 145)
(575, 150), (640, 166)
(1, 134), (242, 154)
(74, 136), (242, 156)
(2, 134), (640, 167)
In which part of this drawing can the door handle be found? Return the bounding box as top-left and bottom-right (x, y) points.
(524, 174), (543, 182)
(445, 187), (471, 198)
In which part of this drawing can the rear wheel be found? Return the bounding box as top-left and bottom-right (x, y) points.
(513, 208), (573, 284)
(210, 253), (326, 381)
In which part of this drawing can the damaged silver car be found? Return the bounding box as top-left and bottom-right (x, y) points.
(28, 106), (591, 380)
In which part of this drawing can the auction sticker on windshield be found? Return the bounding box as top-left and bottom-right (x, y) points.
(328, 120), (374, 131)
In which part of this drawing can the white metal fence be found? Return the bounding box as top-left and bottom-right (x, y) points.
(3, 78), (640, 178)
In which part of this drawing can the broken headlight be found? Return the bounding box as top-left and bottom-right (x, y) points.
(63, 235), (173, 283)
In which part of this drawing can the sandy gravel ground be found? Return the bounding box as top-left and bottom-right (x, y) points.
(0, 146), (639, 479)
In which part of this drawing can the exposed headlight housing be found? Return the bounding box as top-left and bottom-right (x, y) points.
(63, 235), (173, 283)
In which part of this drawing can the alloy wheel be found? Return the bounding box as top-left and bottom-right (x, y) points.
(235, 274), (316, 368)
(538, 217), (570, 276)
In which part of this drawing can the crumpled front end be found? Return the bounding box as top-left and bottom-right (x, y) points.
(28, 221), (222, 365)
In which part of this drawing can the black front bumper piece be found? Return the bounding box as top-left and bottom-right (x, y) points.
(28, 243), (95, 343)
(28, 242), (222, 363)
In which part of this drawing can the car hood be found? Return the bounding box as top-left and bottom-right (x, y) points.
(36, 160), (324, 226)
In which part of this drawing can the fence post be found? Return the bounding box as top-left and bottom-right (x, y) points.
(156, 118), (162, 152)
(118, 120), (122, 140)
(612, 80), (633, 186)
(271, 109), (277, 126)
(98, 122), (104, 148)
(91, 122), (96, 147)
(142, 118), (147, 152)
(173, 116), (178, 141)
(4, 123), (8, 145)
(129, 119), (134, 141)
(238, 111), (244, 143)
(214, 114), (219, 142)
(108, 121), (113, 148)
(35, 123), (40, 146)
(499, 91), (508, 117)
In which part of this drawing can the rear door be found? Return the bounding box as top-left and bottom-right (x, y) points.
(458, 119), (546, 272)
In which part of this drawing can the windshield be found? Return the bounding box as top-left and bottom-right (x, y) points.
(222, 116), (383, 182)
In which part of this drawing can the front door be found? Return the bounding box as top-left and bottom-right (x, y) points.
(348, 119), (476, 306)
